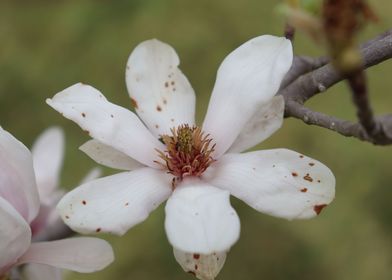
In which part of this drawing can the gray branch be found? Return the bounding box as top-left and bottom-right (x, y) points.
(280, 29), (392, 145)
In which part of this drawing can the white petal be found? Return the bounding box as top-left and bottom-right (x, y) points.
(0, 197), (31, 272)
(57, 168), (172, 235)
(0, 127), (40, 222)
(32, 127), (64, 204)
(203, 149), (335, 219)
(17, 237), (114, 273)
(80, 139), (143, 171)
(23, 264), (62, 280)
(79, 167), (102, 184)
(228, 95), (285, 153)
(46, 83), (165, 168)
(202, 35), (293, 157)
(126, 39), (196, 137)
(173, 248), (226, 280)
(165, 181), (240, 254)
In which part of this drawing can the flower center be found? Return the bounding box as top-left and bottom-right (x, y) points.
(156, 125), (215, 184)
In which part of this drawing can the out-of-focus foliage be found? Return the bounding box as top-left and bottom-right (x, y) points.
(0, 0), (391, 279)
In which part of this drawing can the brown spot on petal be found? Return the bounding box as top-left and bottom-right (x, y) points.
(110, 114), (114, 118)
(155, 124), (159, 129)
(81, 112), (86, 117)
(291, 172), (298, 177)
(65, 215), (70, 219)
(314, 204), (327, 215)
(163, 98), (167, 105)
(193, 254), (200, 260)
(171, 81), (175, 85)
(156, 105), (162, 112)
(165, 81), (169, 87)
(299, 155), (304, 158)
(82, 200), (87, 205)
(131, 98), (138, 109)
(194, 265), (198, 270)
(303, 173), (313, 182)
(125, 202), (129, 206)
(96, 228), (101, 232)
(300, 188), (308, 193)
(309, 162), (315, 166)
(317, 179), (321, 183)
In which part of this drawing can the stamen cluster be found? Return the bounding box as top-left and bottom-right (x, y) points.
(156, 125), (215, 184)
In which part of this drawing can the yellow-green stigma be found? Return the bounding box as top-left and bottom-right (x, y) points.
(156, 125), (215, 184)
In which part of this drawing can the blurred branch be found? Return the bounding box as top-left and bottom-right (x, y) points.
(347, 70), (378, 138)
(280, 29), (392, 145)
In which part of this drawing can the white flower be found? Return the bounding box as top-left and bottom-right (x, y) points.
(0, 127), (114, 279)
(47, 35), (335, 280)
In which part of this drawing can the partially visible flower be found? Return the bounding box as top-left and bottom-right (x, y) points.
(0, 127), (114, 279)
(27, 127), (102, 279)
(48, 35), (335, 280)
(30, 127), (101, 238)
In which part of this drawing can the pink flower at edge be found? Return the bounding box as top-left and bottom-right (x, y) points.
(30, 127), (101, 239)
(0, 127), (114, 279)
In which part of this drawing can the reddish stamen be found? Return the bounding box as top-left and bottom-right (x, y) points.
(155, 125), (215, 186)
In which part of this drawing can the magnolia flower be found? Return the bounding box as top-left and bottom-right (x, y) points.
(30, 126), (101, 239)
(0, 127), (114, 279)
(26, 127), (102, 280)
(47, 35), (335, 280)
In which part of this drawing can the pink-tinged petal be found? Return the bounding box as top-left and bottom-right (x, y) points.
(203, 149), (335, 219)
(126, 39), (196, 137)
(228, 96), (285, 153)
(165, 180), (240, 254)
(0, 127), (40, 222)
(30, 204), (52, 237)
(202, 35), (293, 157)
(173, 248), (226, 280)
(46, 83), (165, 168)
(80, 140), (143, 171)
(0, 197), (31, 272)
(31, 127), (64, 204)
(57, 168), (172, 235)
(23, 264), (62, 280)
(18, 237), (114, 273)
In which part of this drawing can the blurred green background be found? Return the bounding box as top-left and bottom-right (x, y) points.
(1, 0), (391, 279)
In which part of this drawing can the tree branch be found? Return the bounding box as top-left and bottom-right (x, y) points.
(280, 29), (392, 103)
(280, 29), (392, 145)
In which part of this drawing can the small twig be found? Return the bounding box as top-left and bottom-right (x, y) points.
(347, 70), (378, 135)
(280, 55), (329, 89)
(285, 100), (392, 144)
